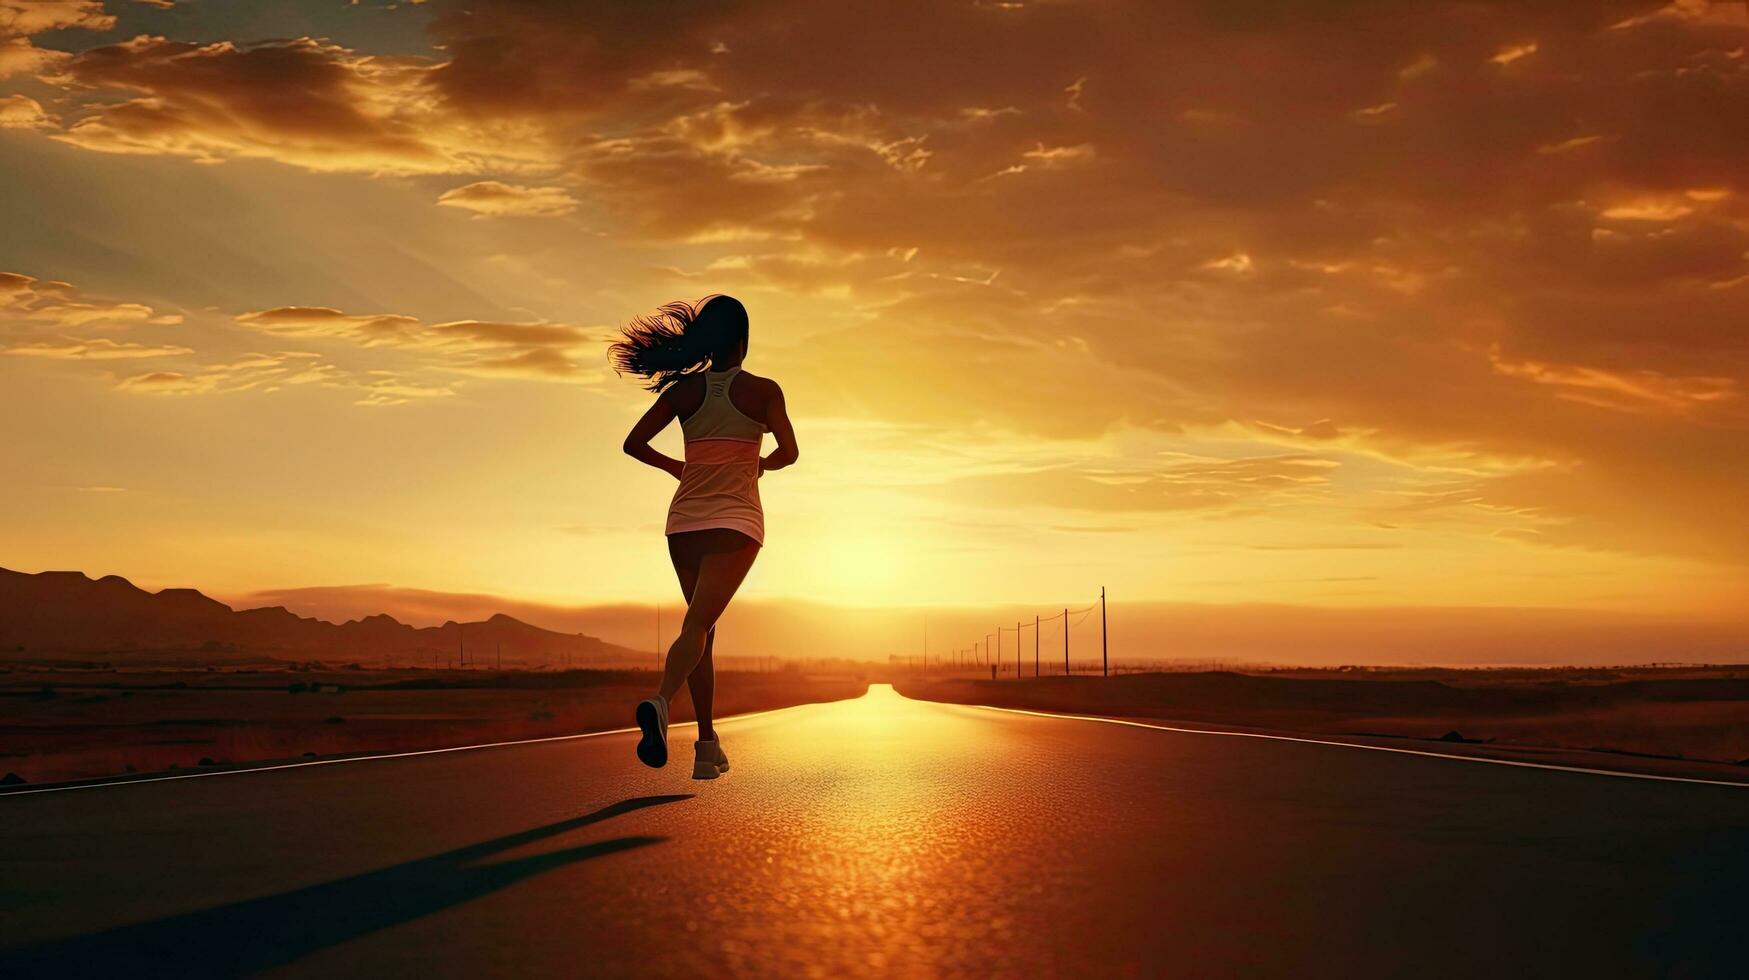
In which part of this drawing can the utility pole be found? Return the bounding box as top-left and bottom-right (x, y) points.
(1063, 608), (1069, 676)
(1101, 585), (1109, 678)
(1034, 614), (1040, 677)
(1015, 622), (1022, 679)
(458, 624), (465, 670)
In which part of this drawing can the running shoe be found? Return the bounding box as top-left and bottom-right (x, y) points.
(692, 738), (730, 779)
(635, 696), (669, 768)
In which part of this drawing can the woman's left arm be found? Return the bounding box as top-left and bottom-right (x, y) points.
(623, 393), (684, 480)
(759, 381), (799, 475)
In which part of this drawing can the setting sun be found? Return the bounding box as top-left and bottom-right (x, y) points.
(786, 533), (909, 602)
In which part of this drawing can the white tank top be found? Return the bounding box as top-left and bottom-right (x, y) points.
(665, 366), (768, 543)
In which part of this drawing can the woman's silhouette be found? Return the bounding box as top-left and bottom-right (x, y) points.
(611, 295), (799, 778)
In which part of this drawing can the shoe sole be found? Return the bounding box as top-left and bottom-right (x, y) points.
(635, 701), (667, 769)
(691, 763), (720, 780)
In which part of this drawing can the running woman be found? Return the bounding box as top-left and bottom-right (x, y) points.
(611, 295), (799, 778)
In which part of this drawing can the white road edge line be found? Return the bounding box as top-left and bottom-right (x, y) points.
(964, 703), (1749, 789)
(0, 701), (808, 798)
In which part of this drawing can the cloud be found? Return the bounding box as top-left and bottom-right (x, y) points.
(0, 270), (54, 295)
(0, 37), (67, 78)
(1490, 41), (1539, 66)
(459, 347), (578, 379)
(0, 271), (180, 326)
(0, 1), (112, 79)
(436, 180), (578, 217)
(1611, 0), (1749, 30)
(110, 354), (458, 404)
(918, 453), (1343, 515)
(6, 0), (1748, 571)
(233, 306), (421, 344)
(114, 370), (214, 394)
(1, 273), (473, 406)
(1489, 349), (1741, 421)
(426, 319), (591, 347)
(0, 92), (48, 127)
(107, 351), (318, 397)
(628, 67), (718, 93)
(1019, 141), (1095, 167)
(2, 337), (192, 359)
(352, 376), (455, 407)
(233, 305), (603, 383)
(0, 1), (113, 37)
(5, 268), (610, 402)
(45, 36), (552, 174)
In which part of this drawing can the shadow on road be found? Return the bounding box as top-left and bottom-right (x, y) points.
(1, 793), (693, 978)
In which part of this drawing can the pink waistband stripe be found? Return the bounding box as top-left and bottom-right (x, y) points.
(684, 437), (761, 464)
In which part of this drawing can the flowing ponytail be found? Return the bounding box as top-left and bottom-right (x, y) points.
(608, 294), (749, 392)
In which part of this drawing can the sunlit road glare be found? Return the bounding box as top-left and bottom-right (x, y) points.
(5, 684), (1748, 977)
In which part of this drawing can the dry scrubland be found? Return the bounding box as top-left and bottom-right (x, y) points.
(898, 666), (1749, 773)
(0, 665), (868, 786)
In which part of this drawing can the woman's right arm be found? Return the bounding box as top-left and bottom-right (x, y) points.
(759, 381), (799, 475)
(622, 393), (684, 480)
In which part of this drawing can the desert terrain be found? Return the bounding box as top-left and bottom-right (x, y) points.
(897, 665), (1749, 778)
(0, 664), (868, 786)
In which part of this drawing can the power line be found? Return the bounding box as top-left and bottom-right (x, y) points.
(940, 590), (1110, 680)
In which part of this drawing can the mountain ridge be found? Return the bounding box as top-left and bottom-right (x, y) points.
(0, 567), (642, 667)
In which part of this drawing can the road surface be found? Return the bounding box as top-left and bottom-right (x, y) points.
(4, 684), (1748, 978)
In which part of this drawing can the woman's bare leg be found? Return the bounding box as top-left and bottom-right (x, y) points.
(657, 542), (757, 704)
(691, 633), (716, 741)
(669, 548), (718, 741)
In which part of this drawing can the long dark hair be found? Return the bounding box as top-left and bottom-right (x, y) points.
(608, 294), (749, 392)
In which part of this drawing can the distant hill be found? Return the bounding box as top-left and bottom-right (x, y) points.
(0, 568), (643, 667)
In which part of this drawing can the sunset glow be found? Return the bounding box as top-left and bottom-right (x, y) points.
(8, 7), (1749, 977)
(2, 0), (1746, 636)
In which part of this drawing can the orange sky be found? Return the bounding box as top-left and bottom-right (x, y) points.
(2, 0), (1746, 641)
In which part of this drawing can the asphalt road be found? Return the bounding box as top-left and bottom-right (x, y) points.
(4, 684), (1748, 978)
